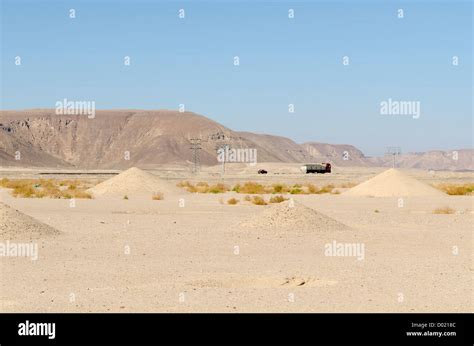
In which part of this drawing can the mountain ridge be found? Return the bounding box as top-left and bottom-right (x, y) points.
(0, 109), (472, 171)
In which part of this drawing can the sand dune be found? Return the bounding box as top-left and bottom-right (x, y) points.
(344, 168), (445, 197)
(0, 166), (472, 313)
(0, 202), (60, 240)
(87, 167), (185, 198)
(240, 200), (350, 232)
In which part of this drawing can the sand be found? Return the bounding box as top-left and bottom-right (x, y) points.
(240, 200), (350, 232)
(0, 165), (472, 313)
(0, 202), (60, 240)
(344, 168), (445, 197)
(87, 167), (185, 198)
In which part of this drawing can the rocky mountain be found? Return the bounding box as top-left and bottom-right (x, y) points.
(368, 149), (474, 171)
(0, 109), (472, 171)
(301, 142), (369, 167)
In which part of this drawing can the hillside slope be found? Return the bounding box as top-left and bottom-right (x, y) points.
(0, 109), (472, 170)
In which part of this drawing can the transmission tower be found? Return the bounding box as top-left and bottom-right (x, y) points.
(216, 142), (230, 176)
(189, 138), (202, 173)
(386, 147), (401, 168)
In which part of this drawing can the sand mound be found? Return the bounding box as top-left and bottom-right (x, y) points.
(344, 168), (444, 197)
(240, 200), (350, 232)
(0, 202), (60, 240)
(87, 167), (185, 198)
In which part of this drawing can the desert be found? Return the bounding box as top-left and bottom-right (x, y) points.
(1, 1), (472, 344)
(1, 158), (472, 312)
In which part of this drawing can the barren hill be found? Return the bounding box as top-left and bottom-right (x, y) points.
(0, 109), (472, 170)
(0, 110), (249, 168)
(0, 109), (319, 168)
(302, 142), (369, 167)
(368, 150), (474, 171)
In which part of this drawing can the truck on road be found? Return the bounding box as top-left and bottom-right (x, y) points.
(300, 163), (331, 174)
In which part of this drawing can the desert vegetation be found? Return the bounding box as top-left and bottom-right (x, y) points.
(177, 181), (348, 195)
(227, 197), (239, 205)
(177, 181), (229, 193)
(250, 196), (267, 205)
(152, 192), (164, 200)
(433, 183), (474, 196)
(433, 206), (456, 214)
(228, 195), (288, 206)
(269, 195), (288, 203)
(0, 178), (92, 199)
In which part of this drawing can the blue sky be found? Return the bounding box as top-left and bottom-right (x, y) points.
(1, 0), (472, 156)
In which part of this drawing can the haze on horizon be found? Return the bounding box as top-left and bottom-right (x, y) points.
(1, 0), (472, 156)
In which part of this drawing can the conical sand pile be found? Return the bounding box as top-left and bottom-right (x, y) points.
(87, 167), (184, 198)
(241, 200), (350, 232)
(344, 168), (444, 197)
(0, 202), (60, 240)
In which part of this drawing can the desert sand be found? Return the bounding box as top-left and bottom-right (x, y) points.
(0, 202), (60, 240)
(0, 165), (472, 312)
(343, 168), (444, 197)
(87, 167), (185, 198)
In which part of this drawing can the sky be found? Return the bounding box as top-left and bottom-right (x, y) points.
(1, 0), (472, 156)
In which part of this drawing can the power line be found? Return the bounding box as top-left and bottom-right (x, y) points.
(216, 142), (229, 176)
(189, 138), (202, 174)
(386, 147), (401, 168)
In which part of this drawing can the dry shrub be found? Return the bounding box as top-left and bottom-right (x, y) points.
(177, 181), (224, 193)
(317, 184), (335, 194)
(152, 192), (164, 200)
(237, 182), (266, 194)
(306, 183), (318, 194)
(251, 196), (267, 205)
(244, 195), (252, 202)
(433, 207), (455, 214)
(123, 195), (129, 200)
(269, 195), (287, 203)
(208, 183), (228, 193)
(290, 188), (304, 194)
(0, 178), (91, 199)
(177, 181), (198, 193)
(70, 191), (92, 199)
(227, 198), (239, 205)
(434, 184), (474, 196)
(175, 180), (353, 196)
(271, 183), (287, 193)
(195, 182), (210, 193)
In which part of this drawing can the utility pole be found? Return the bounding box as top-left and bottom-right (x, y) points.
(189, 138), (202, 174)
(386, 147), (401, 168)
(216, 143), (229, 176)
